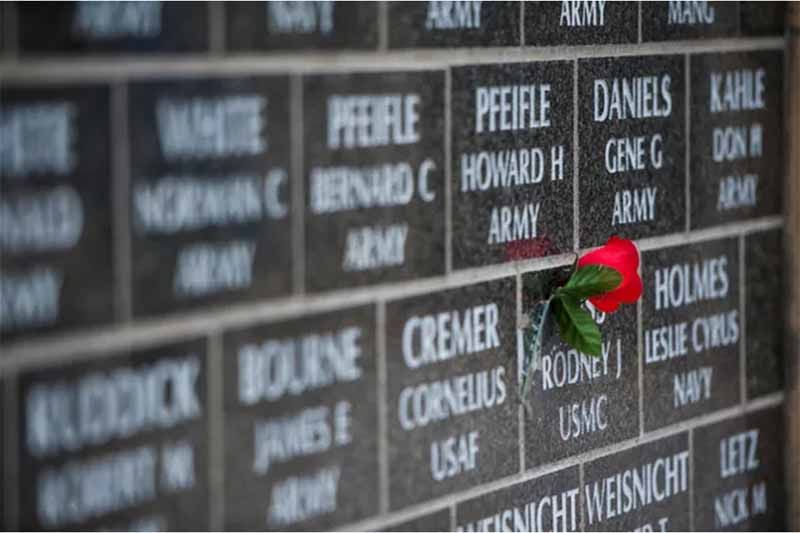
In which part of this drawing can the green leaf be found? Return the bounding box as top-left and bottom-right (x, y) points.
(558, 265), (622, 300)
(552, 294), (602, 357)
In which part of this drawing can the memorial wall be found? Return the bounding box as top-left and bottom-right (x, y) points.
(0, 1), (788, 530)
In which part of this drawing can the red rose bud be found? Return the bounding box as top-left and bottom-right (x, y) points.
(577, 236), (642, 313)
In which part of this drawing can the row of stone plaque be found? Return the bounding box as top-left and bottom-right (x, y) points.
(0, 49), (783, 342)
(1, 1), (785, 54)
(394, 417), (784, 532)
(1, 232), (783, 530)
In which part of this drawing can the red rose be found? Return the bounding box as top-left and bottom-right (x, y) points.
(577, 236), (642, 313)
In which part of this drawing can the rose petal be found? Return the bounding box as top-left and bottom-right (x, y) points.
(612, 271), (643, 302)
(589, 293), (621, 313)
(577, 237), (642, 313)
(578, 236), (640, 272)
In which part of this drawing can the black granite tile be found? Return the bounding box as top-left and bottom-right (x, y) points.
(524, 1), (637, 46)
(520, 268), (639, 468)
(578, 55), (686, 247)
(225, 1), (378, 52)
(388, 1), (520, 48)
(641, 1), (739, 42)
(693, 407), (785, 531)
(0, 84), (114, 343)
(385, 278), (518, 509)
(17, 339), (209, 530)
(303, 70), (445, 292)
(583, 432), (690, 531)
(455, 466), (580, 532)
(451, 61), (574, 269)
(746, 229), (784, 398)
(641, 238), (740, 431)
(386, 508), (451, 532)
(740, 1), (785, 36)
(17, 1), (208, 54)
(128, 76), (293, 318)
(690, 50), (783, 229)
(222, 306), (379, 530)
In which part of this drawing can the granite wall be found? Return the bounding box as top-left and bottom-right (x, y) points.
(0, 1), (788, 530)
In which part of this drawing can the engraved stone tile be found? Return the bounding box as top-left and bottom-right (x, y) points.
(641, 1), (739, 42)
(0, 85), (114, 342)
(388, 1), (520, 48)
(226, 1), (378, 51)
(128, 76), (293, 317)
(578, 55), (686, 247)
(17, 1), (208, 54)
(386, 508), (451, 532)
(641, 238), (740, 431)
(451, 61), (574, 269)
(520, 268), (638, 468)
(583, 433), (690, 531)
(455, 467), (581, 532)
(746, 229), (783, 398)
(524, 1), (637, 46)
(385, 278), (518, 509)
(740, 1), (786, 36)
(303, 70), (445, 292)
(690, 51), (783, 229)
(222, 306), (379, 530)
(694, 407), (785, 531)
(17, 340), (210, 530)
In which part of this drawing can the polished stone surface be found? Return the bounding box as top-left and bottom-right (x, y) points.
(455, 467), (581, 532)
(642, 1), (738, 42)
(1, 85), (114, 342)
(451, 61), (574, 268)
(128, 76), (294, 317)
(694, 407), (785, 531)
(385, 278), (518, 509)
(578, 55), (686, 246)
(641, 238), (741, 431)
(222, 306), (379, 530)
(583, 432), (691, 531)
(17, 339), (210, 530)
(226, 1), (378, 51)
(524, 1), (637, 46)
(690, 50), (783, 229)
(303, 70), (446, 292)
(521, 268), (639, 468)
(746, 229), (784, 398)
(388, 1), (520, 48)
(18, 1), (209, 54)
